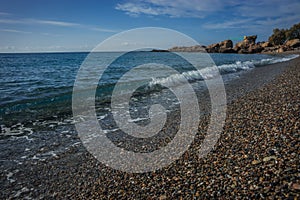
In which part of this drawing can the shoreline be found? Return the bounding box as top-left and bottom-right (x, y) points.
(1, 52), (298, 126)
(0, 54), (299, 199)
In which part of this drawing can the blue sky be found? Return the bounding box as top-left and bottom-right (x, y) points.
(0, 0), (299, 52)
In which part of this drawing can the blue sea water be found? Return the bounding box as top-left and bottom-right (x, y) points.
(0, 52), (298, 126)
(0, 51), (298, 167)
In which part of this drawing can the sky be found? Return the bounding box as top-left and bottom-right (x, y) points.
(0, 0), (299, 53)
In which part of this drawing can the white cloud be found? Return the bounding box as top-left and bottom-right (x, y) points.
(203, 18), (254, 29)
(0, 29), (31, 34)
(116, 3), (161, 17)
(90, 27), (118, 33)
(0, 18), (79, 27)
(203, 14), (300, 31)
(31, 19), (80, 27)
(116, 0), (300, 32)
(202, 0), (300, 30)
(235, 0), (300, 18)
(0, 12), (10, 16)
(116, 0), (223, 18)
(255, 15), (300, 27)
(0, 19), (24, 24)
(0, 17), (118, 33)
(41, 32), (62, 37)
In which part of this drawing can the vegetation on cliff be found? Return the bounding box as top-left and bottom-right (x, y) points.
(268, 22), (300, 45)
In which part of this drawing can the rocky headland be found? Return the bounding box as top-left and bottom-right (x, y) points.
(166, 36), (300, 54)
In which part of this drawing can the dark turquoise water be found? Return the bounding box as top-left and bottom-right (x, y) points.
(0, 51), (298, 169)
(0, 52), (298, 125)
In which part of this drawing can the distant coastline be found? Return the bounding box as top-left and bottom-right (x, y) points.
(151, 36), (300, 54)
(153, 22), (300, 54)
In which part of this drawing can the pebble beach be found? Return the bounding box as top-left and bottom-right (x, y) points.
(1, 53), (299, 199)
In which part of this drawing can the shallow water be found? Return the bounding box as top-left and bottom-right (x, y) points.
(0, 52), (297, 123)
(0, 52), (298, 169)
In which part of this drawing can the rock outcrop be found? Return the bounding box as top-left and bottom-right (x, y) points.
(205, 36), (268, 54)
(166, 34), (300, 54)
(220, 40), (233, 48)
(235, 35), (256, 49)
(248, 44), (264, 54)
(219, 48), (236, 53)
(285, 39), (300, 48)
(206, 43), (219, 53)
(261, 41), (272, 48)
(233, 35), (265, 54)
(244, 35), (257, 45)
(260, 39), (300, 53)
(206, 40), (235, 53)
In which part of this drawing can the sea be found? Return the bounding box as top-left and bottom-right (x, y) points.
(0, 52), (298, 166)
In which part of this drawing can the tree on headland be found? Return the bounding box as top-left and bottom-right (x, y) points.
(268, 22), (300, 45)
(286, 23), (300, 40)
(268, 28), (286, 45)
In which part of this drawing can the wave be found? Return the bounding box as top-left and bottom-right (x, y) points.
(149, 54), (299, 87)
(1, 54), (298, 119)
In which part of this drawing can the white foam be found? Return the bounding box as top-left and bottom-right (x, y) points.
(97, 114), (107, 120)
(218, 60), (255, 73)
(40, 150), (59, 158)
(7, 172), (16, 183)
(14, 187), (30, 198)
(0, 124), (34, 137)
(128, 117), (148, 123)
(254, 54), (299, 65)
(61, 130), (69, 134)
(71, 142), (81, 147)
(149, 54), (299, 87)
(149, 69), (204, 87)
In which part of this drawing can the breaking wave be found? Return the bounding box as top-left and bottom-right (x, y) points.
(149, 54), (299, 87)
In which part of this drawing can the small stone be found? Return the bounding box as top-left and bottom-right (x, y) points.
(14, 187), (29, 198)
(159, 195), (167, 200)
(252, 160), (261, 165)
(259, 177), (264, 182)
(263, 156), (276, 162)
(292, 183), (300, 190)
